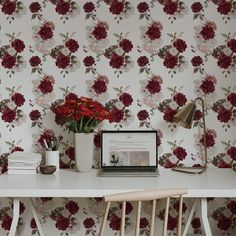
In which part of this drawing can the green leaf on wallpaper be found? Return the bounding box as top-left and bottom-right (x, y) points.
(139, 14), (145, 20)
(5, 33), (12, 38)
(85, 14), (91, 20)
(167, 141), (174, 146)
(139, 68), (145, 74)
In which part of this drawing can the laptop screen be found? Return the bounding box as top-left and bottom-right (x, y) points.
(101, 130), (157, 170)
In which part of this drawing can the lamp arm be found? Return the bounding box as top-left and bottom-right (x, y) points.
(194, 97), (208, 169)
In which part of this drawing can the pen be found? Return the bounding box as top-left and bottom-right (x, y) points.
(43, 139), (50, 151)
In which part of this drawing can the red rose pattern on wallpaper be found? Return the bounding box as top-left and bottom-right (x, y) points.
(212, 140), (236, 168)
(50, 33), (80, 77)
(0, 33), (26, 77)
(0, 87), (26, 131)
(212, 33), (236, 77)
(0, 0), (26, 23)
(158, 33), (188, 77)
(212, 87), (236, 131)
(158, 86), (188, 131)
(159, 140), (188, 168)
(48, 0), (80, 23)
(0, 0), (236, 235)
(104, 33), (134, 77)
(97, 0), (134, 23)
(32, 20), (55, 57)
(106, 87), (134, 128)
(32, 74), (55, 107)
(151, 0), (188, 23)
(139, 20), (163, 55)
(86, 74), (110, 102)
(210, 0), (236, 23)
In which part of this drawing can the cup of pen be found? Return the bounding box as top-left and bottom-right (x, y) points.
(44, 139), (59, 172)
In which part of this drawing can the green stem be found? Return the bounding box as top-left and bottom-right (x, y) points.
(79, 116), (84, 133)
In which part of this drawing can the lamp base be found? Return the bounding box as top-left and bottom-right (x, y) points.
(172, 166), (206, 174)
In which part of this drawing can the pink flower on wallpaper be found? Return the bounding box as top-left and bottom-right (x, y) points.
(86, 21), (109, 53)
(212, 34), (236, 76)
(194, 21), (217, 53)
(158, 34), (188, 77)
(139, 21), (163, 54)
(86, 74), (109, 102)
(194, 74), (217, 105)
(1, 0), (26, 22)
(32, 21), (55, 54)
(140, 75), (163, 108)
(157, 0), (188, 23)
(50, 34), (80, 77)
(99, 0), (134, 23)
(0, 34), (26, 77)
(212, 87), (236, 130)
(48, 0), (80, 23)
(0, 88), (26, 130)
(32, 75), (55, 107)
(104, 34), (134, 77)
(107, 88), (134, 128)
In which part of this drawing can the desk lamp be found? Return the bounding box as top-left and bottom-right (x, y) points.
(172, 97), (207, 174)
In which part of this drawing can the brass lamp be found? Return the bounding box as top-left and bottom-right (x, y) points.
(172, 97), (207, 174)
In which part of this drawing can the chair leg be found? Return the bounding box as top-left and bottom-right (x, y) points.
(162, 197), (170, 236)
(150, 199), (156, 236)
(120, 201), (126, 236)
(9, 198), (20, 236)
(177, 195), (183, 236)
(98, 202), (110, 236)
(135, 201), (141, 236)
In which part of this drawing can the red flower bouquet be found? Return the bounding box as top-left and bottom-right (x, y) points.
(51, 94), (111, 133)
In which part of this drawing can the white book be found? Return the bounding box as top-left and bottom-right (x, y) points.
(8, 151), (42, 161)
(8, 152), (42, 169)
(8, 169), (37, 175)
(8, 165), (37, 170)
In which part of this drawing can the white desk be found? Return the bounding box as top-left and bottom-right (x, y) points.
(0, 168), (235, 236)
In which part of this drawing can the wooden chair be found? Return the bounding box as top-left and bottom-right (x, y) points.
(98, 188), (187, 236)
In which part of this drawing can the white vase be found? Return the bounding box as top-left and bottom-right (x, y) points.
(74, 133), (94, 172)
(45, 150), (59, 172)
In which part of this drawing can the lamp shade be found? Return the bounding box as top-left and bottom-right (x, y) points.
(173, 102), (196, 129)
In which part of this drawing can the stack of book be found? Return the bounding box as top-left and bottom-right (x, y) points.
(8, 151), (42, 174)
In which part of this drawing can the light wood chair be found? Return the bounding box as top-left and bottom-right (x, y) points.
(98, 188), (187, 236)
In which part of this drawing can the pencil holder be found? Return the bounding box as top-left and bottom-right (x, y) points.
(45, 151), (59, 172)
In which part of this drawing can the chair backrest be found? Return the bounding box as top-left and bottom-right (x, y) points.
(98, 188), (187, 236)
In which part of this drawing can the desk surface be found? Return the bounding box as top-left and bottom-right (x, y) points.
(0, 168), (235, 198)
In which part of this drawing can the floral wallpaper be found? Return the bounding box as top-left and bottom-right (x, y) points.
(0, 0), (236, 235)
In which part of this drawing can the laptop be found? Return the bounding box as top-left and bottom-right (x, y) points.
(98, 130), (159, 177)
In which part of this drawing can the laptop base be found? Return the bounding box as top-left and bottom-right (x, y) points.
(97, 168), (159, 177)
